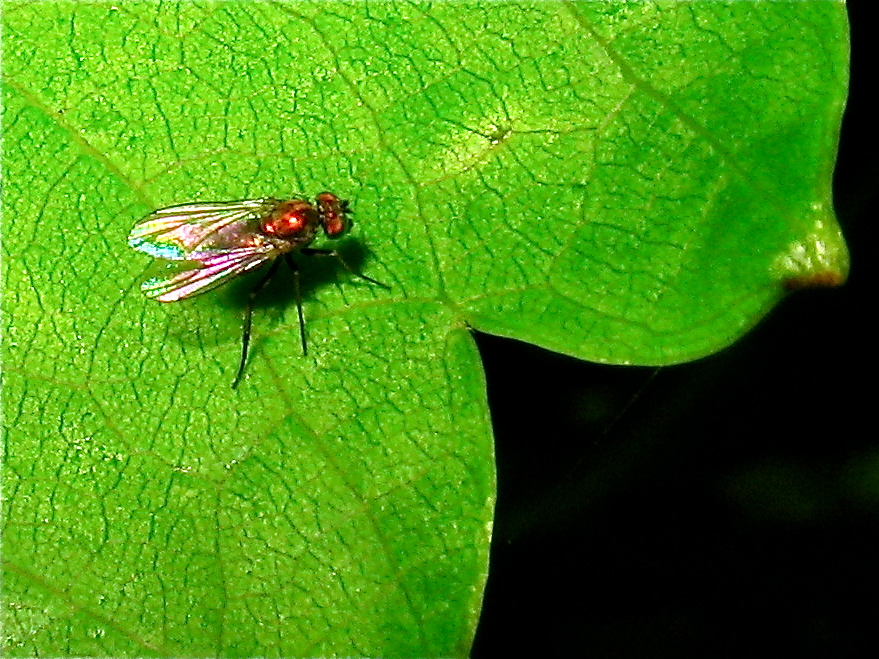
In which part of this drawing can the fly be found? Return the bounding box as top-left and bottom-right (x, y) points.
(128, 192), (388, 388)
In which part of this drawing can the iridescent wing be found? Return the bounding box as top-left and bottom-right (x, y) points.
(141, 246), (276, 301)
(128, 198), (278, 260)
(130, 198), (285, 301)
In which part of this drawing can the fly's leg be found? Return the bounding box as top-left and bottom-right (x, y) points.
(284, 254), (308, 357)
(231, 258), (281, 389)
(300, 248), (390, 289)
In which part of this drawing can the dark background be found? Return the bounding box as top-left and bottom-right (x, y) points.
(473, 3), (875, 656)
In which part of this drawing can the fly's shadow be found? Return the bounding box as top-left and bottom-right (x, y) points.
(228, 237), (374, 297)
(221, 238), (388, 387)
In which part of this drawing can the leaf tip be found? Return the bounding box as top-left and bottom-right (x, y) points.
(773, 206), (850, 292)
(782, 270), (848, 291)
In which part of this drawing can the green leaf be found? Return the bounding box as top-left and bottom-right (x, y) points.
(1, 1), (848, 656)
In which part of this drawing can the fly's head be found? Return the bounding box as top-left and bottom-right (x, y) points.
(315, 191), (352, 238)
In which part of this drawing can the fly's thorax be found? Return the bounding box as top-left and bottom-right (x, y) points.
(260, 199), (320, 243)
